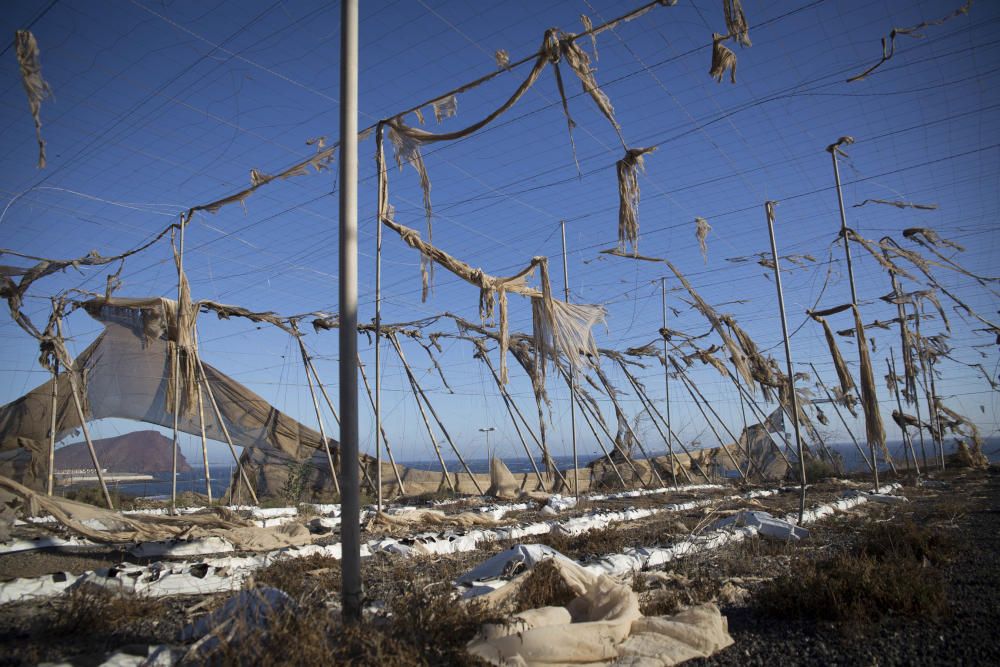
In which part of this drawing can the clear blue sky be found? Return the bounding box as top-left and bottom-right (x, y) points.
(1, 0), (997, 466)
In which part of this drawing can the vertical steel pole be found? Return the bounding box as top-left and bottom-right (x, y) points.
(828, 139), (883, 485)
(765, 202), (807, 523)
(170, 220), (185, 515)
(829, 143), (859, 305)
(561, 221), (579, 500)
(47, 359), (58, 495)
(660, 278), (677, 487)
(338, 0), (362, 623)
(374, 123), (384, 514)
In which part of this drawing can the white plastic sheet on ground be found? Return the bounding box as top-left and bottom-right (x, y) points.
(711, 511), (810, 541)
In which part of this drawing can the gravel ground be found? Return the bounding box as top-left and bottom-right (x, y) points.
(688, 466), (1000, 666)
(1, 470), (996, 665)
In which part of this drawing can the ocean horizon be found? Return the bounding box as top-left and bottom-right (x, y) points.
(80, 437), (998, 499)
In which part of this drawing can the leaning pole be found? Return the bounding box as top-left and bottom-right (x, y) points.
(338, 0), (362, 623)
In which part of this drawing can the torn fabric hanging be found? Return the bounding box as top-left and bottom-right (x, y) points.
(852, 305), (889, 463)
(810, 312), (856, 399)
(695, 217), (711, 263)
(378, 215), (604, 386)
(14, 30), (52, 169)
(709, 34), (737, 83)
(617, 147), (656, 254)
(723, 0), (751, 47)
(0, 296), (331, 489)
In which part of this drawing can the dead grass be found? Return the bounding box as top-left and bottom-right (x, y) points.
(511, 559), (578, 614)
(52, 585), (169, 638)
(859, 518), (956, 566)
(205, 575), (500, 666)
(757, 553), (947, 624)
(251, 554), (342, 604)
(756, 520), (954, 624)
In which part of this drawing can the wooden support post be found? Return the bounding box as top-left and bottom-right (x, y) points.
(374, 124), (385, 512)
(889, 349), (920, 476)
(557, 366), (648, 488)
(47, 359), (58, 496)
(614, 359), (695, 484)
(810, 363), (875, 473)
(170, 347), (181, 515)
(389, 335), (456, 493)
(358, 357), (406, 495)
(54, 318), (112, 509)
(592, 366), (665, 487)
(477, 349), (547, 489)
(561, 220), (581, 500)
(913, 306), (945, 469)
(170, 218), (186, 516)
(196, 382), (213, 503)
(572, 387), (629, 488)
(671, 359), (747, 482)
(297, 335), (340, 496)
(196, 353), (259, 506)
(660, 278), (678, 487)
(68, 374), (113, 509)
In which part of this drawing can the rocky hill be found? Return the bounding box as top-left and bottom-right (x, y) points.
(55, 430), (193, 474)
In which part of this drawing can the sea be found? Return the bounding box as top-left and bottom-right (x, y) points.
(85, 438), (999, 500)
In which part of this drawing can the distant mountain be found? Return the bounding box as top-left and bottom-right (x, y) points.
(55, 430), (192, 474)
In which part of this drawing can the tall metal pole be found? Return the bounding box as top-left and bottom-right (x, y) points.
(47, 359), (58, 496)
(660, 278), (677, 487)
(829, 137), (881, 486)
(561, 221), (580, 500)
(828, 140), (859, 306)
(338, 0), (361, 623)
(765, 202), (807, 523)
(170, 219), (185, 515)
(374, 126), (385, 514)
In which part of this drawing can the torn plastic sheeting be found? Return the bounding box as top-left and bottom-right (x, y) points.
(478, 502), (531, 520)
(305, 515), (341, 532)
(545, 495), (577, 512)
(180, 588), (294, 663)
(0, 571), (74, 602)
(556, 508), (656, 536)
(0, 534), (96, 554)
(860, 492), (909, 504)
(465, 483), (903, 593)
(252, 515), (299, 528)
(130, 535), (235, 558)
(457, 544), (575, 586)
(712, 511), (810, 541)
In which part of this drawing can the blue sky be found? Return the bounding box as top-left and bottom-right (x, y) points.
(1, 0), (997, 467)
